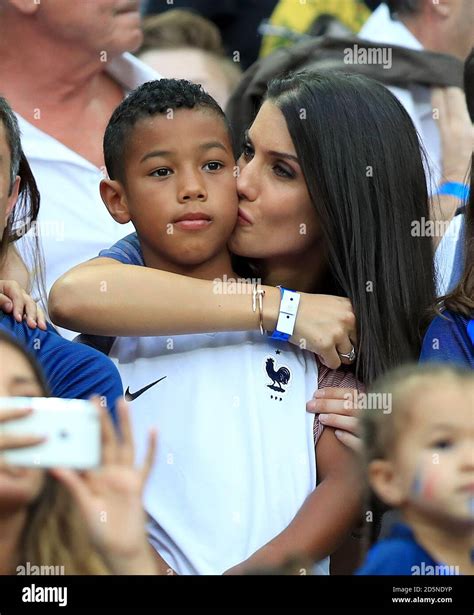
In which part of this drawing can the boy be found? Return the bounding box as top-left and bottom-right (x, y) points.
(79, 79), (361, 574)
(358, 364), (474, 575)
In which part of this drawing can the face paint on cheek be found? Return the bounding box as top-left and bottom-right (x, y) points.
(410, 465), (437, 501)
(410, 466), (423, 498)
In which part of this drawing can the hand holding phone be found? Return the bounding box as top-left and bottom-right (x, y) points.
(0, 397), (100, 469)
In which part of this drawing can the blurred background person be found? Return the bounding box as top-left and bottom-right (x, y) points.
(0, 95), (124, 420)
(137, 9), (242, 109)
(357, 364), (474, 575)
(360, 0), (473, 188)
(0, 0), (159, 337)
(259, 0), (372, 58)
(143, 0), (278, 69)
(359, 1), (473, 295)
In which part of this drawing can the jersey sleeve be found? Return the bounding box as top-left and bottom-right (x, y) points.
(41, 334), (123, 423)
(0, 316), (123, 423)
(419, 312), (473, 368)
(98, 232), (145, 266)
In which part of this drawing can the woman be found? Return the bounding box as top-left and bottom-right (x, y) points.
(0, 329), (160, 574)
(50, 71), (436, 408)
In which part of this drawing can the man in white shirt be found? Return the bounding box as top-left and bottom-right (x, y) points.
(360, 0), (473, 295)
(0, 0), (159, 331)
(360, 0), (472, 186)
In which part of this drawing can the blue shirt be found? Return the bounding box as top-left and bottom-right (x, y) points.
(0, 312), (123, 422)
(99, 232), (144, 266)
(420, 310), (474, 369)
(356, 523), (458, 575)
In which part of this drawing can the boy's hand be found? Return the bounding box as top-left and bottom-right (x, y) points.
(50, 397), (158, 575)
(306, 387), (362, 453)
(290, 294), (357, 370)
(0, 280), (47, 330)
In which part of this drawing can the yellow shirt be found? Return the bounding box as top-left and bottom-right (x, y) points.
(260, 0), (371, 58)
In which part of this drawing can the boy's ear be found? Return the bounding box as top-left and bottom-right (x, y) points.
(100, 179), (131, 224)
(368, 459), (405, 508)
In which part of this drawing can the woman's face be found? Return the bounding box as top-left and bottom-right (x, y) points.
(0, 343), (45, 513)
(228, 101), (322, 261)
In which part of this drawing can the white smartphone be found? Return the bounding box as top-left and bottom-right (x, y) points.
(0, 397), (100, 469)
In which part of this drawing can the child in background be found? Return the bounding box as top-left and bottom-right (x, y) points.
(357, 364), (474, 575)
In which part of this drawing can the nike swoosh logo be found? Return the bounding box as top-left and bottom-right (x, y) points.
(124, 376), (167, 401)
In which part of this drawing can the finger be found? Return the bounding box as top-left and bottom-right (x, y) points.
(313, 387), (357, 400)
(0, 293), (13, 313)
(0, 407), (32, 422)
(141, 428), (158, 485)
(335, 339), (356, 366)
(306, 398), (357, 417)
(116, 398), (134, 465)
(318, 346), (341, 371)
(0, 281), (24, 322)
(319, 413), (359, 435)
(36, 305), (48, 331)
(334, 429), (363, 453)
(23, 294), (39, 329)
(0, 434), (45, 450)
(93, 397), (118, 465)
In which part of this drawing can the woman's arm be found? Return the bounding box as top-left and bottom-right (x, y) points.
(429, 87), (473, 249)
(49, 258), (356, 369)
(224, 427), (364, 573)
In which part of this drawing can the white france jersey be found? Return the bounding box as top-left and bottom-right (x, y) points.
(110, 331), (324, 575)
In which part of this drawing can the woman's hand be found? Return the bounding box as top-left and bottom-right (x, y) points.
(50, 398), (158, 575)
(291, 294), (357, 369)
(0, 406), (45, 462)
(0, 280), (47, 330)
(306, 387), (362, 453)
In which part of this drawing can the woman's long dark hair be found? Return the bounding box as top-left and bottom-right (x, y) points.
(0, 96), (45, 302)
(266, 71), (436, 384)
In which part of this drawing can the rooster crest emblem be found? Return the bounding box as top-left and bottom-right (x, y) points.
(265, 357), (291, 393)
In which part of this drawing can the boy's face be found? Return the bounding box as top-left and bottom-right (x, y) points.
(380, 383), (474, 525)
(108, 109), (238, 271)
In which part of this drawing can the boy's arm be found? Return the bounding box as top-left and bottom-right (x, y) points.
(224, 427), (363, 574)
(48, 258), (356, 369)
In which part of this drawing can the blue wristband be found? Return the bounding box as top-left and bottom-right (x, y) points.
(436, 182), (469, 201)
(270, 287), (300, 341)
